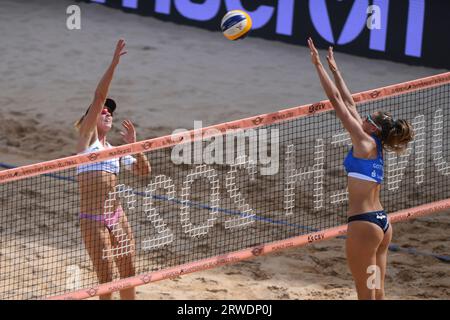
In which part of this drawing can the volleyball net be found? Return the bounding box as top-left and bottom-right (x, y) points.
(1, 72), (450, 300)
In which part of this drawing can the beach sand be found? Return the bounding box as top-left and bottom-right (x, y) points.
(0, 0), (449, 300)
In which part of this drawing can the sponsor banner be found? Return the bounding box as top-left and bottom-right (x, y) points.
(79, 0), (450, 69)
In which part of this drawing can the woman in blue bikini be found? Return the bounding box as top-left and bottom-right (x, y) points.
(308, 38), (414, 299)
(75, 39), (151, 300)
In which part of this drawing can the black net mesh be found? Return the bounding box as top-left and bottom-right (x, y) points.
(0, 83), (449, 299)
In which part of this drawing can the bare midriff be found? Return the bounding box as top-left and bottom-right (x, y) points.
(347, 177), (383, 217)
(77, 171), (119, 215)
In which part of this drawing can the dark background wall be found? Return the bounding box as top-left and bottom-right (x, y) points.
(78, 0), (450, 70)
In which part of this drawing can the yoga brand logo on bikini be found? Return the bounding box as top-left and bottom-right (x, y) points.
(376, 213), (386, 220)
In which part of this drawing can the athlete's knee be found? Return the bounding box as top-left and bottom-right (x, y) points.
(116, 255), (136, 278)
(97, 272), (113, 284)
(93, 260), (114, 283)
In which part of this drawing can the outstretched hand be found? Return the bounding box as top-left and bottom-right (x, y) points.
(111, 39), (127, 66)
(121, 119), (136, 144)
(326, 46), (338, 73)
(307, 37), (321, 66)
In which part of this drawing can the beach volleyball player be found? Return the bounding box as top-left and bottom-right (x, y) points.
(308, 38), (414, 299)
(74, 39), (151, 300)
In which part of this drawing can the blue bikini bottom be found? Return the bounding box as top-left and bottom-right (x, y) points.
(348, 210), (390, 233)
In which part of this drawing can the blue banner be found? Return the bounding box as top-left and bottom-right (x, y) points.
(79, 0), (450, 70)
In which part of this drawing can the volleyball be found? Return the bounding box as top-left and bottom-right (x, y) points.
(221, 10), (252, 41)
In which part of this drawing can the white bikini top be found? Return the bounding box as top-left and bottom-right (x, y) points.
(76, 139), (136, 175)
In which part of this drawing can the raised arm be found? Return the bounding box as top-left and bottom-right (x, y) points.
(307, 38), (366, 143)
(78, 39), (127, 140)
(326, 47), (363, 124)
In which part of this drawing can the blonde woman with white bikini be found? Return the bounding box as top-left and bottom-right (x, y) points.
(75, 39), (151, 300)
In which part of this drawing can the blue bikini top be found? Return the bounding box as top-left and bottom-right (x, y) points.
(343, 134), (384, 184)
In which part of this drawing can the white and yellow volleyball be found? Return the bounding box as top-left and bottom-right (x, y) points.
(221, 10), (252, 41)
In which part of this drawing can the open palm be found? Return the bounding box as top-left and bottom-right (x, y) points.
(121, 120), (136, 144)
(326, 46), (338, 72)
(111, 39), (127, 66)
(307, 37), (321, 66)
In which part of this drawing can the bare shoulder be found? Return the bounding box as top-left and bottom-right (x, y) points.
(76, 130), (97, 154)
(351, 134), (378, 158)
